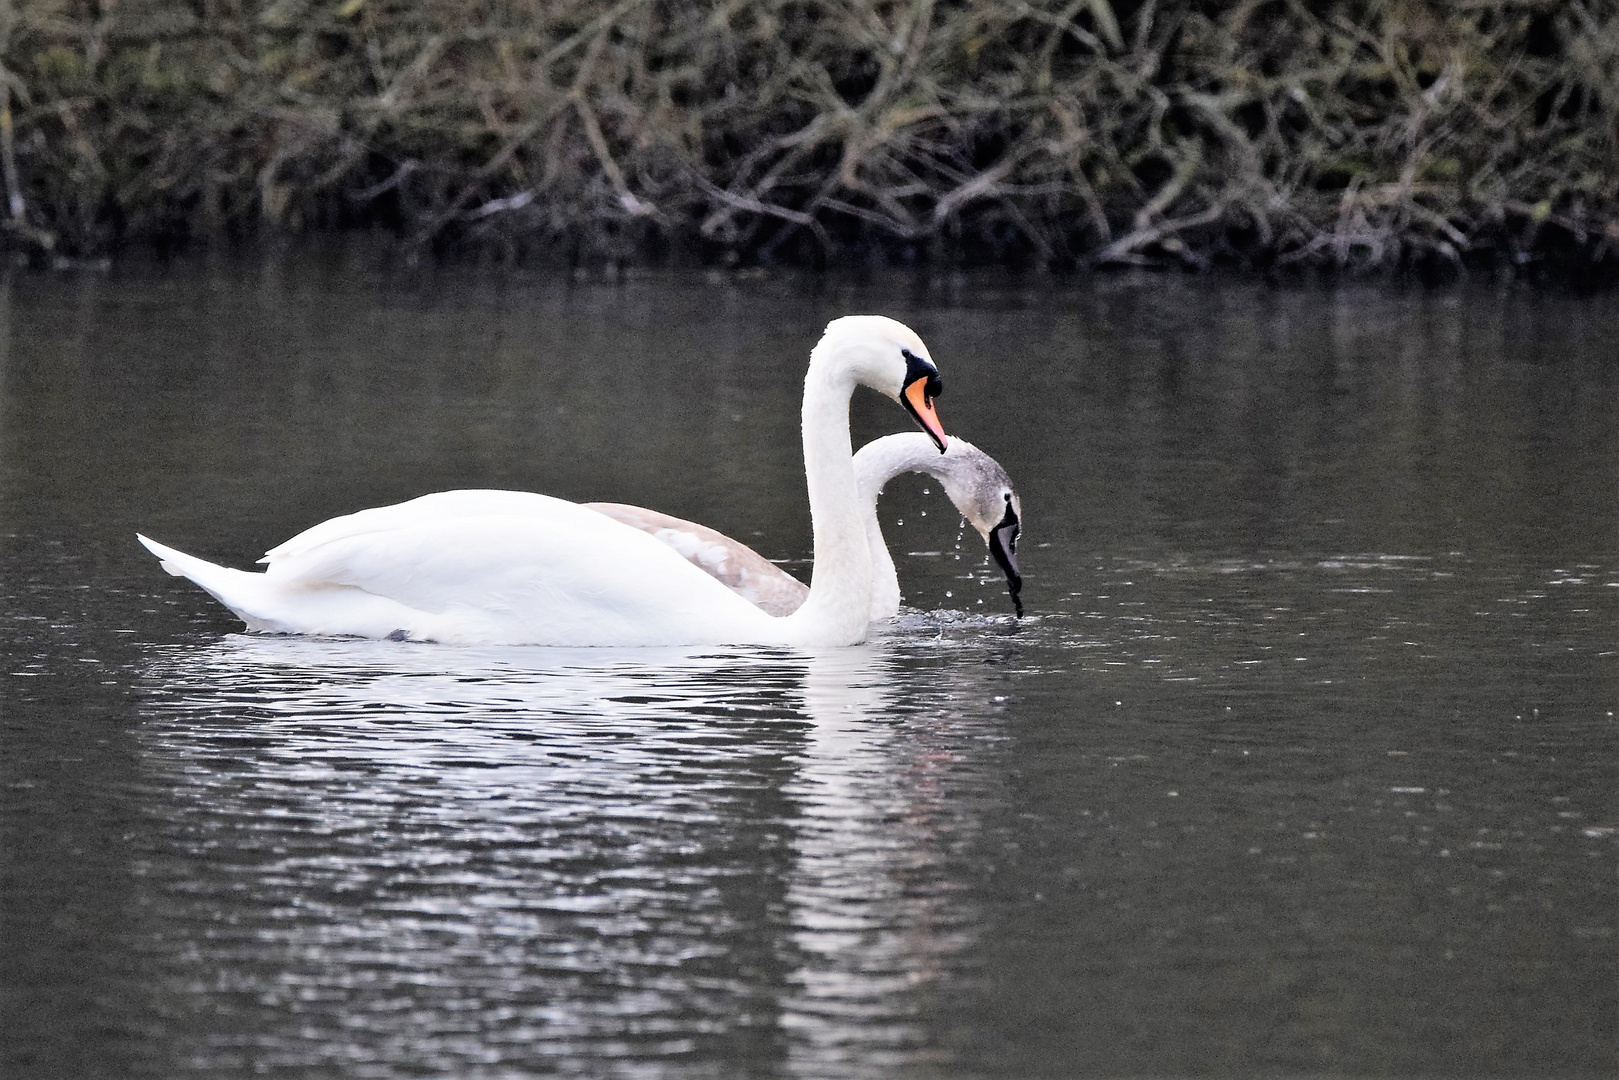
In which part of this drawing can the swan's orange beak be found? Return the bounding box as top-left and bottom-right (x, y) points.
(903, 376), (947, 453)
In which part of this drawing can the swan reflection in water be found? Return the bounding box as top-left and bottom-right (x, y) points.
(134, 632), (1011, 1075)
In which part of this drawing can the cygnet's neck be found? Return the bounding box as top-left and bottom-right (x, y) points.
(781, 353), (874, 645)
(852, 433), (964, 509)
(852, 433), (964, 619)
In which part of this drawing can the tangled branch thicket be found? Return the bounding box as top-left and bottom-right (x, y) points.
(2, 0), (1618, 272)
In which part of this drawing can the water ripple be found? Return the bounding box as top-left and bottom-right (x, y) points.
(126, 634), (1012, 1077)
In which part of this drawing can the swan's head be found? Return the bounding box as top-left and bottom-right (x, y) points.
(933, 440), (1023, 617)
(812, 315), (947, 452)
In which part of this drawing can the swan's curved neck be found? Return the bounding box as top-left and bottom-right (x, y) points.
(852, 433), (956, 619)
(854, 435), (950, 509)
(782, 356), (873, 644)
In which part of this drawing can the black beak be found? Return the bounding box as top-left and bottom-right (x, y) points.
(988, 495), (1022, 617)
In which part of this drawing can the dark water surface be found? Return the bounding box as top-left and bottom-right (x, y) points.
(3, 255), (1617, 1078)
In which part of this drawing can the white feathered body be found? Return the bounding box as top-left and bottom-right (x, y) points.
(138, 314), (946, 648)
(141, 491), (787, 646)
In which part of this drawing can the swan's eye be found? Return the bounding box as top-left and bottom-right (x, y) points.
(901, 349), (941, 401)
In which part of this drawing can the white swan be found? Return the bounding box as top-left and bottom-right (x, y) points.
(137, 315), (948, 647)
(586, 432), (1023, 619)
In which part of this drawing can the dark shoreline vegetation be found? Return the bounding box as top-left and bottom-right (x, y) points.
(2, 1), (1617, 278)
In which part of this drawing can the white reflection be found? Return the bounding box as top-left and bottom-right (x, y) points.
(781, 650), (983, 1076)
(136, 634), (996, 1075)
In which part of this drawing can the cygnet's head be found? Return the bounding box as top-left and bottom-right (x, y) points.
(812, 315), (946, 452)
(932, 440), (1023, 616)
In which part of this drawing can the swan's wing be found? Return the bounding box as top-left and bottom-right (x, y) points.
(261, 490), (569, 564)
(584, 503), (810, 617)
(262, 500), (779, 646)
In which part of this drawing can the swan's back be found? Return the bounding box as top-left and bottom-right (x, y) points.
(585, 502), (810, 617)
(225, 490), (787, 646)
(261, 490), (570, 564)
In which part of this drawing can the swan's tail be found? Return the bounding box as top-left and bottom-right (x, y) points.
(136, 534), (284, 632)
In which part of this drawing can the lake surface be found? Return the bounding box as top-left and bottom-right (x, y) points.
(3, 253), (1617, 1078)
